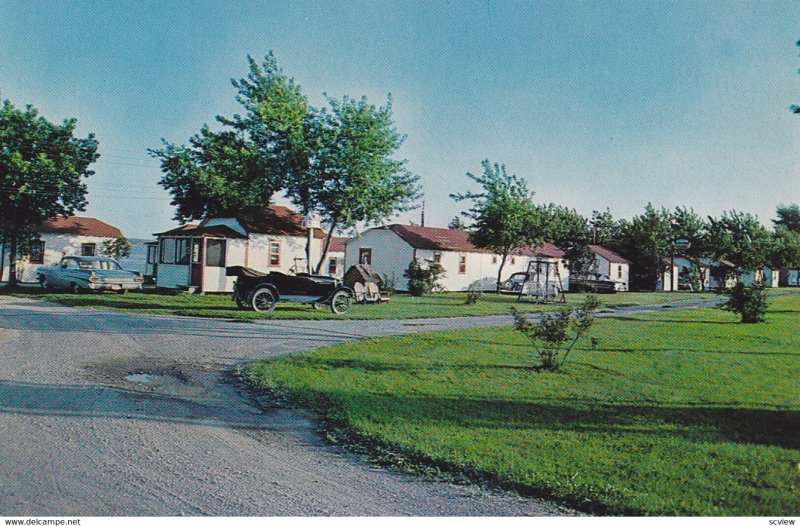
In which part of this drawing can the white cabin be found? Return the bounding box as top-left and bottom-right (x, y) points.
(344, 224), (569, 292)
(152, 206), (333, 293)
(1, 216), (124, 283)
(588, 245), (630, 291)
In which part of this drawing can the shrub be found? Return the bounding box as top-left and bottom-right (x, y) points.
(403, 259), (445, 296)
(381, 272), (398, 294)
(464, 282), (482, 305)
(510, 294), (600, 370)
(722, 282), (768, 323)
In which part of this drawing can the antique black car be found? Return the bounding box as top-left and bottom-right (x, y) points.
(226, 266), (355, 314)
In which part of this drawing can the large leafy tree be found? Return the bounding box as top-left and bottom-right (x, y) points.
(311, 95), (420, 273)
(707, 211), (774, 274)
(452, 160), (544, 292)
(152, 52), (419, 274)
(0, 99), (99, 288)
(543, 205), (594, 278)
(771, 228), (800, 285)
(614, 204), (673, 291)
(149, 54), (295, 222)
(589, 209), (617, 246)
(774, 203), (800, 232)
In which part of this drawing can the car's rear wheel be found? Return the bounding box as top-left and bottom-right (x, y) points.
(330, 290), (352, 314)
(251, 287), (277, 313)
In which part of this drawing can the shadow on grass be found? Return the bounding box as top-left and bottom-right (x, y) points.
(320, 391), (800, 450)
(606, 315), (737, 325)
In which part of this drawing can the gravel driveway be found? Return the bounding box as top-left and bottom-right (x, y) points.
(0, 294), (721, 516)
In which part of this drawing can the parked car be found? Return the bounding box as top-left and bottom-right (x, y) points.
(37, 256), (144, 293)
(568, 275), (618, 294)
(500, 272), (529, 294)
(227, 266), (355, 314)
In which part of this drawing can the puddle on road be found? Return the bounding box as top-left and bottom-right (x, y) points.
(124, 373), (159, 384)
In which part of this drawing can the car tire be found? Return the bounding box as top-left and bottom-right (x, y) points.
(330, 290), (352, 314)
(250, 287), (277, 313)
(39, 277), (50, 290)
(117, 289), (126, 295)
(70, 282), (81, 294)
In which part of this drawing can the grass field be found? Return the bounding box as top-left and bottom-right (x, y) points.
(244, 292), (800, 515)
(7, 287), (715, 320)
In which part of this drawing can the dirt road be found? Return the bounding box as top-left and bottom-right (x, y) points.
(0, 295), (720, 515)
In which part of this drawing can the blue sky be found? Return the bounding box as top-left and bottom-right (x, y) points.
(1, 1), (798, 238)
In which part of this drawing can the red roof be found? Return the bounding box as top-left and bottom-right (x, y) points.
(327, 236), (348, 253)
(39, 216), (122, 238)
(155, 206), (326, 239)
(385, 224), (565, 259)
(154, 224), (199, 236)
(388, 224), (484, 252)
(236, 205), (325, 238)
(516, 242), (565, 259)
(589, 245), (630, 264)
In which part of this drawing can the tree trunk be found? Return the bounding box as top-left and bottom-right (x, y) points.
(0, 239), (5, 283)
(495, 253), (508, 294)
(314, 221), (338, 275)
(7, 236), (18, 289)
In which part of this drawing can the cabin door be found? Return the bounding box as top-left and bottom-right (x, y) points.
(190, 238), (203, 288)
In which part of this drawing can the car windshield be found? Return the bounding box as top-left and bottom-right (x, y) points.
(77, 259), (122, 270)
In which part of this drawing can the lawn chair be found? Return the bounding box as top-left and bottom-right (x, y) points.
(353, 282), (368, 304)
(366, 282), (390, 303)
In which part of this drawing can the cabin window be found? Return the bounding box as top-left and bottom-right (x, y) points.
(618, 265), (623, 278)
(458, 255), (467, 274)
(81, 243), (96, 256)
(160, 238), (176, 264)
(328, 257), (338, 275)
(433, 251), (442, 264)
(269, 240), (281, 266)
(511, 256), (516, 265)
(175, 238), (190, 265)
(359, 248), (372, 265)
(206, 239), (226, 267)
(492, 255), (498, 264)
(146, 245), (158, 264)
(28, 240), (45, 264)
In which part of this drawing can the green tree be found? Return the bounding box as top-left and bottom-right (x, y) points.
(149, 56), (291, 222)
(152, 53), (420, 275)
(614, 204), (673, 291)
(310, 95), (420, 274)
(707, 211), (773, 275)
(589, 208), (617, 246)
(0, 99), (99, 288)
(451, 160), (544, 293)
(448, 216), (467, 230)
(669, 206), (711, 290)
(543, 205), (595, 278)
(771, 228), (800, 285)
(774, 203), (800, 232)
(102, 236), (132, 260)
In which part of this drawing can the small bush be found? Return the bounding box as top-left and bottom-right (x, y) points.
(722, 282), (768, 323)
(381, 272), (398, 294)
(464, 283), (482, 305)
(403, 259), (445, 296)
(510, 294), (600, 370)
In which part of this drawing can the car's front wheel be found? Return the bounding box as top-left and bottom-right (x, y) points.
(330, 290), (352, 314)
(38, 276), (50, 290)
(251, 287), (277, 313)
(70, 282), (82, 294)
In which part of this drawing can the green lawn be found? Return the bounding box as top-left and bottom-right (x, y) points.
(244, 292), (800, 515)
(8, 287), (715, 320)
